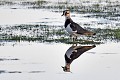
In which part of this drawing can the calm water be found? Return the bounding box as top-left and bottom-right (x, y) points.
(0, 42), (120, 80)
(0, 8), (119, 28)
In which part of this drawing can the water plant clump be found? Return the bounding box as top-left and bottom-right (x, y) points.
(0, 24), (120, 44)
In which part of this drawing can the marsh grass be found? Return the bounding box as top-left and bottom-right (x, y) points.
(1, 0), (119, 15)
(0, 24), (120, 44)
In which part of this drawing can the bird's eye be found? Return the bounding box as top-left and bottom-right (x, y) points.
(66, 12), (69, 14)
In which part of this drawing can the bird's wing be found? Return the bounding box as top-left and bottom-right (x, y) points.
(70, 46), (87, 60)
(70, 22), (88, 34)
(69, 22), (77, 31)
(65, 54), (71, 63)
(70, 50), (81, 60)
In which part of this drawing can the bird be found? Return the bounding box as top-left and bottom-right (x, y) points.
(62, 45), (96, 72)
(61, 10), (96, 42)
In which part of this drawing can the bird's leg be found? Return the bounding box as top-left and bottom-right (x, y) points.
(73, 37), (75, 42)
(73, 33), (78, 41)
(72, 36), (78, 46)
(70, 35), (72, 42)
(75, 36), (77, 41)
(75, 36), (77, 46)
(73, 36), (76, 42)
(73, 36), (77, 41)
(76, 37), (78, 45)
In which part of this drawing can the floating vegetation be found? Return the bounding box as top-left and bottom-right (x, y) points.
(0, 0), (119, 23)
(26, 0), (120, 16)
(0, 24), (120, 44)
(0, 70), (22, 74)
(0, 0), (120, 14)
(0, 58), (19, 61)
(0, 1), (15, 6)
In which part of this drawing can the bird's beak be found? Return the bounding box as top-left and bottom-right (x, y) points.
(61, 12), (64, 16)
(61, 66), (64, 68)
(61, 14), (64, 16)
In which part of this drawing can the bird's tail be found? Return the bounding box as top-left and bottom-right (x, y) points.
(82, 31), (96, 35)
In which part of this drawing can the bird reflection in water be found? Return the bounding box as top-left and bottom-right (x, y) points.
(62, 44), (96, 72)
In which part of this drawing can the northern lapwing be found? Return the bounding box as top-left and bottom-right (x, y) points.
(61, 10), (95, 41)
(62, 45), (96, 72)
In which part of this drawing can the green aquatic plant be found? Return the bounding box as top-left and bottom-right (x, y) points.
(113, 29), (120, 40)
(0, 24), (120, 44)
(36, 0), (48, 6)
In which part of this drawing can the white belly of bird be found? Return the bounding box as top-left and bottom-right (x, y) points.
(65, 24), (73, 35)
(65, 24), (78, 37)
(65, 47), (74, 59)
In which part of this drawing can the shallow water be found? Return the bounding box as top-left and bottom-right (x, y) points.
(0, 7), (120, 43)
(0, 8), (119, 28)
(0, 42), (120, 80)
(0, 9), (63, 26)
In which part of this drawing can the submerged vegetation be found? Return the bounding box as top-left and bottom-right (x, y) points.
(0, 24), (120, 44)
(0, 0), (120, 14)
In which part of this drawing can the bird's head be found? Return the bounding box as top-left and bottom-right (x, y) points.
(61, 66), (71, 72)
(61, 10), (70, 18)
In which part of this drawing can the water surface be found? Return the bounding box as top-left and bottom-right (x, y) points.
(0, 42), (120, 80)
